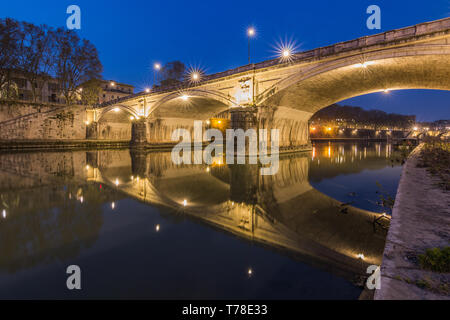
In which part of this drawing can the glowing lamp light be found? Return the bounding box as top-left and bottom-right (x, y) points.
(183, 199), (187, 206)
(115, 178), (119, 186)
(311, 127), (316, 131)
(181, 95), (189, 101)
(247, 27), (255, 37)
(85, 121), (90, 125)
(114, 107), (120, 112)
(130, 116), (135, 120)
(327, 127), (332, 131)
(154, 63), (161, 70)
(248, 268), (253, 276)
(192, 72), (199, 81)
(354, 61), (375, 68)
(145, 88), (150, 93)
(155, 224), (160, 232)
(413, 127), (418, 131)
(2, 209), (6, 218)
(357, 253), (365, 260)
(111, 202), (115, 210)
(218, 120), (222, 124)
(86, 165), (90, 170)
(110, 81), (115, 86)
(282, 49), (291, 58)
(383, 89), (390, 93)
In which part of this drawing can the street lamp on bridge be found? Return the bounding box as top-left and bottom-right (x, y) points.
(154, 62), (161, 86)
(247, 27), (256, 64)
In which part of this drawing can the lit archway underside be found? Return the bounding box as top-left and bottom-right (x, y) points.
(262, 53), (450, 115)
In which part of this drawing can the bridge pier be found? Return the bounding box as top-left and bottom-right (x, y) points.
(86, 122), (98, 139)
(130, 119), (148, 147)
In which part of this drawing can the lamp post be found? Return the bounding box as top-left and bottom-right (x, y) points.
(153, 63), (161, 86)
(247, 27), (255, 64)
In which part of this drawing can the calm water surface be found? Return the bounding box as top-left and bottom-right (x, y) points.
(0, 142), (406, 299)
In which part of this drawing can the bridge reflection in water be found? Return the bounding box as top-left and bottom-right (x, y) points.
(0, 144), (395, 290)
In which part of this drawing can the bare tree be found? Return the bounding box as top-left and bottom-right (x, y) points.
(0, 18), (20, 99)
(54, 28), (102, 105)
(16, 23), (56, 102)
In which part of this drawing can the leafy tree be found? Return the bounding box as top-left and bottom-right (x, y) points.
(79, 78), (102, 106)
(158, 61), (185, 87)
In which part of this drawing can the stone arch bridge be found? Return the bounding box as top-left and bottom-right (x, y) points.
(87, 18), (450, 150)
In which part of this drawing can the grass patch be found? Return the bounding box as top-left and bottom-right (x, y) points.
(416, 139), (450, 190)
(418, 247), (450, 273)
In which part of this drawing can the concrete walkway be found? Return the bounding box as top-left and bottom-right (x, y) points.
(375, 144), (450, 300)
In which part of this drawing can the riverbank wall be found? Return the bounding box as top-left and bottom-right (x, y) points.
(375, 144), (450, 300)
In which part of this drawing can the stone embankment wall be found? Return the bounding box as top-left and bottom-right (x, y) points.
(375, 144), (450, 300)
(0, 101), (131, 142)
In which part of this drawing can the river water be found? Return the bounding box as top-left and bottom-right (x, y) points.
(0, 141), (406, 299)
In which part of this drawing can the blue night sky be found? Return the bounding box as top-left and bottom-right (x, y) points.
(1, 0), (449, 121)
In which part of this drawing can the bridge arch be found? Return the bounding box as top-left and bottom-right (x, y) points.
(97, 104), (140, 121)
(259, 44), (450, 115)
(148, 89), (238, 120)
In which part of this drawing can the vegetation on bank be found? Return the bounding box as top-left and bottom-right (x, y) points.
(418, 247), (450, 273)
(416, 139), (450, 190)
